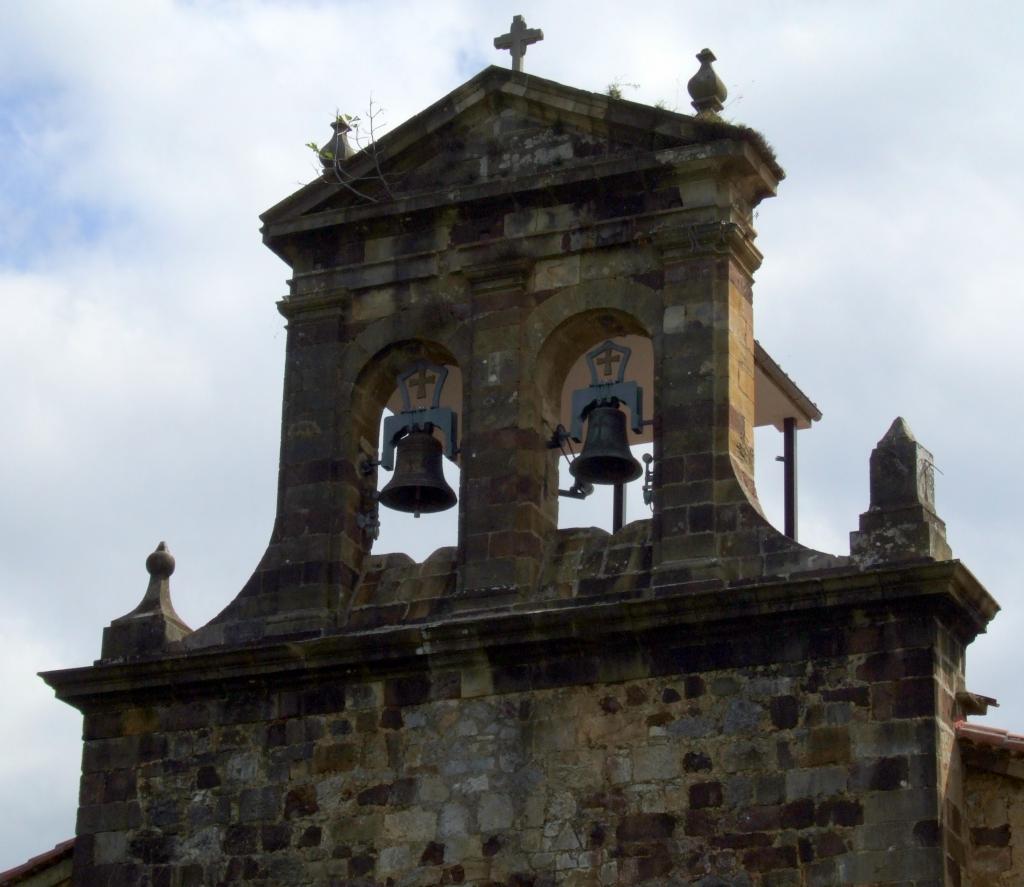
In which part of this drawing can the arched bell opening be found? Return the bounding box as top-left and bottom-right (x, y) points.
(535, 309), (655, 534)
(350, 340), (463, 562)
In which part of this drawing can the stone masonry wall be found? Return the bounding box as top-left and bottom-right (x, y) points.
(72, 601), (952, 886)
(963, 760), (1024, 886)
(935, 621), (968, 886)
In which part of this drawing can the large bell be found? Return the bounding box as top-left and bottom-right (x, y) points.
(570, 404), (642, 486)
(378, 428), (457, 516)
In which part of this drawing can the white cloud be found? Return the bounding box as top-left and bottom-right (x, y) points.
(0, 618), (81, 862)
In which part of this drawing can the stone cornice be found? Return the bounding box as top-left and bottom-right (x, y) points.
(461, 258), (533, 295)
(282, 207), (749, 297)
(276, 289), (352, 320)
(261, 57), (782, 240)
(262, 140), (767, 246)
(655, 220), (764, 278)
(289, 252), (440, 298)
(41, 560), (997, 713)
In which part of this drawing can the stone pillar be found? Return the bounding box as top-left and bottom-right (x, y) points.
(653, 216), (764, 569)
(851, 417), (952, 565)
(458, 260), (555, 599)
(278, 299), (363, 590)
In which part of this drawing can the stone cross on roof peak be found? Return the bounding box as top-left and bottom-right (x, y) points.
(494, 15), (543, 72)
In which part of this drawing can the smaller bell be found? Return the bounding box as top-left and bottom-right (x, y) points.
(570, 403), (642, 486)
(378, 428), (457, 516)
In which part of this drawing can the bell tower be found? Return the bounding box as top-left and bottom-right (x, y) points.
(45, 39), (1002, 887)
(173, 48), (841, 649)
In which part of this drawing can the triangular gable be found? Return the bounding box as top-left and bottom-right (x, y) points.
(261, 66), (782, 237)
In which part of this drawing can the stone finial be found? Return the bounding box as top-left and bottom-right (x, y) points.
(320, 116), (357, 169)
(869, 418), (936, 510)
(146, 540), (175, 578)
(687, 48), (728, 116)
(850, 418), (952, 566)
(101, 542), (192, 659)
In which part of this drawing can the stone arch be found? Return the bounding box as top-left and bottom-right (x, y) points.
(339, 305), (471, 461)
(339, 304), (472, 390)
(344, 335), (465, 561)
(348, 337), (462, 477)
(527, 279), (661, 440)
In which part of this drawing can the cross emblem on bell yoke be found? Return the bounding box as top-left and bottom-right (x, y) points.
(595, 347), (622, 378)
(408, 366), (437, 402)
(494, 15), (543, 73)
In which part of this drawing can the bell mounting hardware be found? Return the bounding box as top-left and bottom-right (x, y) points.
(563, 340), (647, 487)
(379, 362), (458, 471)
(376, 361), (459, 516)
(569, 340), (645, 443)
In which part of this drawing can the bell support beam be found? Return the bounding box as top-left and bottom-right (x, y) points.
(783, 416), (798, 540)
(613, 483), (626, 533)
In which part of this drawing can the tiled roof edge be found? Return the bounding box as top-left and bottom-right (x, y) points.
(956, 720), (1024, 754)
(0, 838), (74, 885)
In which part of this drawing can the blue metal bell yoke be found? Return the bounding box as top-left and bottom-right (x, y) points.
(568, 339), (645, 442)
(380, 361), (458, 471)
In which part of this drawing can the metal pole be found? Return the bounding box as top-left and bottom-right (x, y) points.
(783, 417), (797, 540)
(613, 483), (625, 533)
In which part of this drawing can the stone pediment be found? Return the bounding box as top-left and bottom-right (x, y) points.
(261, 65), (782, 247)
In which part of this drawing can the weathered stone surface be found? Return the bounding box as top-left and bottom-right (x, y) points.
(851, 417), (953, 565)
(962, 751), (1024, 886)
(47, 578), (994, 885)
(126, 63), (852, 652)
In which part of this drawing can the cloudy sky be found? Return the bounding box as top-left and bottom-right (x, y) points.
(2, 0), (1023, 868)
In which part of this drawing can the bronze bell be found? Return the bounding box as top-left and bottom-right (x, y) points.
(570, 403), (642, 486)
(378, 428), (457, 516)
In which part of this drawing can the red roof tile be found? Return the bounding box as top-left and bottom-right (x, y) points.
(0, 838), (74, 885)
(956, 719), (1024, 754)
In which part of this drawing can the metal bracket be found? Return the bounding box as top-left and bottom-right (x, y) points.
(547, 424), (571, 449)
(642, 453), (654, 507)
(550, 425), (588, 498)
(558, 480), (594, 500)
(380, 408), (458, 470)
(569, 381), (644, 441)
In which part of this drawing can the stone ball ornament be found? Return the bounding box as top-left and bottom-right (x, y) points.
(145, 541), (175, 579)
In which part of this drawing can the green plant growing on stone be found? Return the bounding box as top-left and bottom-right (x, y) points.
(307, 100), (395, 203)
(606, 80), (679, 112)
(605, 79), (639, 100)
(304, 112), (358, 163)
